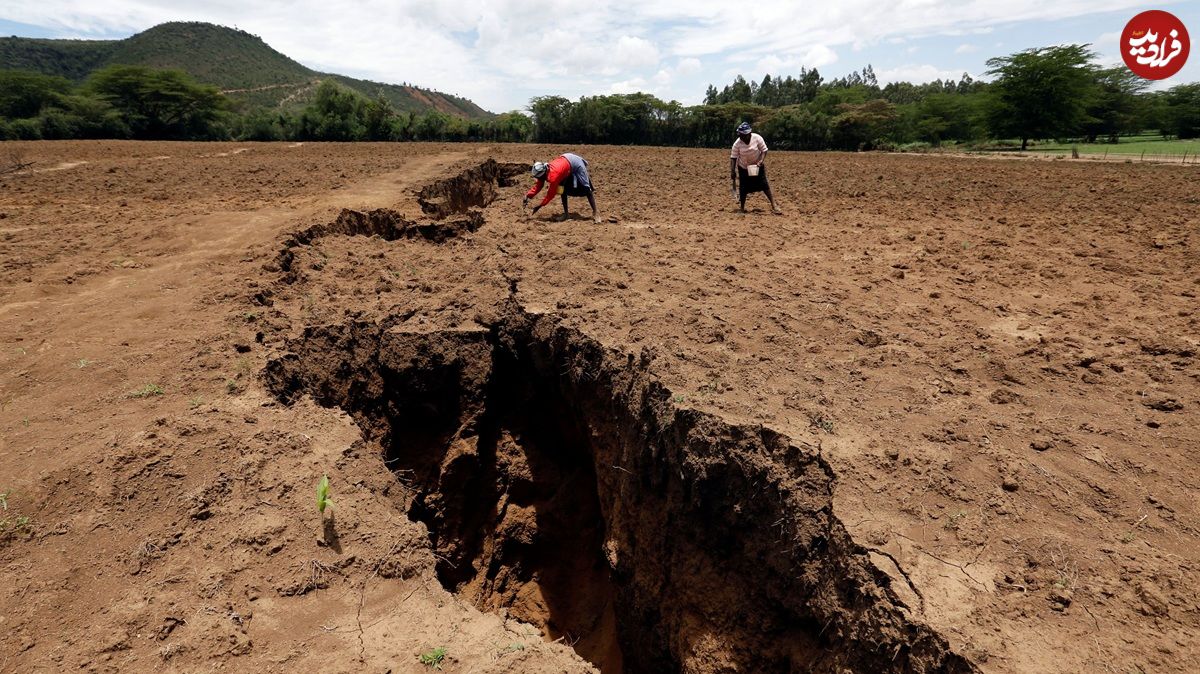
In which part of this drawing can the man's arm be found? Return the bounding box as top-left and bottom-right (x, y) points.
(525, 177), (544, 203)
(535, 178), (561, 210)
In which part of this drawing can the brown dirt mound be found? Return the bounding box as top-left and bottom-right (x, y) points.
(263, 306), (977, 674)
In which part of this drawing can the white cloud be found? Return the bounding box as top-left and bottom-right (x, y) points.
(0, 0), (1162, 111)
(676, 57), (702, 76)
(876, 64), (968, 84)
(614, 35), (661, 69)
(955, 43), (978, 54)
(607, 77), (647, 94)
(756, 44), (838, 73)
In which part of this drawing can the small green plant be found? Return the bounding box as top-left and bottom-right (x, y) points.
(944, 510), (968, 531)
(225, 379), (239, 394)
(76, 358), (92, 369)
(242, 312), (258, 322)
(316, 475), (332, 514)
(672, 393), (686, 403)
(20, 417), (29, 427)
(0, 491), (32, 540)
(1120, 531), (1136, 544)
(128, 383), (164, 398)
(188, 396), (203, 409)
(419, 646), (447, 669)
(810, 412), (835, 433)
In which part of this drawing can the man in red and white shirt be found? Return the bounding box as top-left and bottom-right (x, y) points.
(729, 122), (782, 214)
(523, 152), (600, 223)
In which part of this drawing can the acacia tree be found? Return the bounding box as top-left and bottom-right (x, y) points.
(88, 65), (226, 139)
(1083, 67), (1148, 142)
(984, 44), (1097, 150)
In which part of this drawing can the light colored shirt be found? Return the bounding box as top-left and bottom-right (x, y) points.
(730, 133), (768, 168)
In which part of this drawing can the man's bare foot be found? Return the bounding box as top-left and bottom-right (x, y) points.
(593, 216), (602, 224)
(772, 206), (783, 215)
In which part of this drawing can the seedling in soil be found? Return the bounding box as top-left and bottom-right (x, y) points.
(0, 491), (32, 541)
(944, 511), (968, 531)
(316, 475), (332, 514)
(188, 396), (203, 409)
(419, 646), (447, 669)
(0, 515), (31, 536)
(810, 412), (835, 434)
(128, 383), (164, 398)
(76, 358), (92, 369)
(20, 416), (29, 427)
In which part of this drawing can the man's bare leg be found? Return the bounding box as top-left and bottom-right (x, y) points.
(586, 190), (600, 223)
(763, 179), (783, 214)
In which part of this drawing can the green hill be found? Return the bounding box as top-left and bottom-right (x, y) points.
(0, 21), (492, 118)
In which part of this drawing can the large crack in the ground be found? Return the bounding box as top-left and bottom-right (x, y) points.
(263, 306), (979, 674)
(417, 158), (527, 219)
(271, 159), (526, 281)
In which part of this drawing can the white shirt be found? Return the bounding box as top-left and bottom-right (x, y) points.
(730, 133), (768, 169)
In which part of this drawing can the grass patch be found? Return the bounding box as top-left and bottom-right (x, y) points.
(1027, 136), (1200, 158)
(127, 383), (164, 398)
(419, 646), (447, 669)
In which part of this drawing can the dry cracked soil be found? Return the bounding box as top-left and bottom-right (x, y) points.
(0, 140), (1197, 674)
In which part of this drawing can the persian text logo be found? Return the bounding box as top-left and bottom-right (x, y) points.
(1122, 10), (1189, 80)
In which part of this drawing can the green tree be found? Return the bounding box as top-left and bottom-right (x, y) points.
(984, 44), (1097, 150)
(298, 81), (368, 140)
(88, 65), (227, 139)
(1161, 83), (1200, 139)
(1082, 67), (1148, 142)
(0, 70), (71, 118)
(489, 112), (532, 142)
(528, 95), (571, 142)
(363, 94), (396, 141)
(831, 99), (898, 150)
(759, 105), (831, 150)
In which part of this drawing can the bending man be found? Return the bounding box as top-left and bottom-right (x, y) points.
(524, 152), (600, 223)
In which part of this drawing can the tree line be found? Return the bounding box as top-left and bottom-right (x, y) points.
(536, 46), (1198, 151)
(2, 45), (1198, 149)
(0, 65), (533, 142)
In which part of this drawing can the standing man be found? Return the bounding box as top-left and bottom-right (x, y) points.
(524, 152), (601, 223)
(730, 122), (782, 214)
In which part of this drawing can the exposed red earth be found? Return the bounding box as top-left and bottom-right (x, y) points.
(0, 141), (1196, 673)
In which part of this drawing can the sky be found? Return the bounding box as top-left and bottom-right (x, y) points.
(2, 1), (1198, 112)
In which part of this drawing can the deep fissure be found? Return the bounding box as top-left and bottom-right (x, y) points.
(264, 312), (978, 674)
(272, 159), (525, 280)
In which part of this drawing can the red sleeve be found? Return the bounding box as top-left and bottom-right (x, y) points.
(526, 179), (544, 199)
(536, 157), (571, 208)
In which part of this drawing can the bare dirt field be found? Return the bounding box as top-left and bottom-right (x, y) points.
(0, 140), (1196, 674)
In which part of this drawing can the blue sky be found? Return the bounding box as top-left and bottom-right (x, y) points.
(2, 1), (1197, 112)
